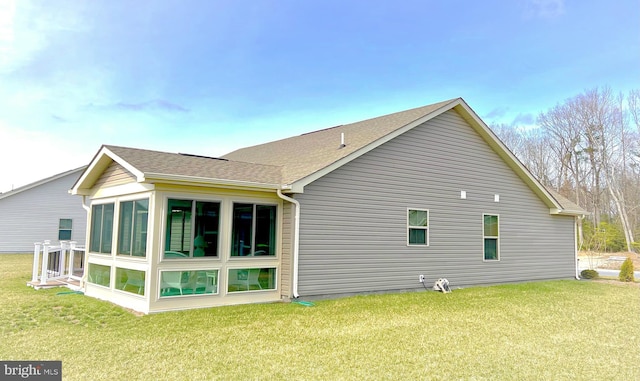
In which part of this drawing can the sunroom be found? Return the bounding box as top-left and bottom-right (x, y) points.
(71, 146), (288, 313)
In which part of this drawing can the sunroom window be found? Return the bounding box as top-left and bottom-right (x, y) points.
(159, 269), (219, 297)
(231, 203), (276, 256)
(90, 203), (114, 254)
(228, 268), (276, 292)
(165, 199), (220, 258)
(118, 199), (149, 257)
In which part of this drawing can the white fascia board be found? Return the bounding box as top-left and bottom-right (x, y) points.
(71, 146), (145, 195)
(142, 173), (282, 191)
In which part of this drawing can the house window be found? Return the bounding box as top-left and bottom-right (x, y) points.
(483, 214), (499, 260)
(115, 268), (145, 296)
(58, 219), (72, 240)
(159, 269), (219, 297)
(408, 209), (429, 245)
(231, 203), (276, 256)
(228, 268), (276, 292)
(87, 263), (110, 287)
(164, 199), (220, 258)
(90, 203), (114, 254)
(118, 199), (149, 257)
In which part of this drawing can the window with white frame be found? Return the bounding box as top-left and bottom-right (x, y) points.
(228, 267), (276, 292)
(408, 209), (429, 245)
(231, 203), (276, 256)
(117, 199), (149, 257)
(483, 214), (499, 260)
(159, 269), (219, 297)
(164, 199), (220, 258)
(58, 218), (72, 240)
(90, 203), (114, 254)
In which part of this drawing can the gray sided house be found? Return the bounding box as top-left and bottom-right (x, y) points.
(71, 98), (584, 313)
(0, 167), (87, 253)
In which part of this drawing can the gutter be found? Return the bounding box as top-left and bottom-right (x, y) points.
(276, 189), (300, 298)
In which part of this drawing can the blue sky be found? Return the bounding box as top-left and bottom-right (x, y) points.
(0, 0), (638, 192)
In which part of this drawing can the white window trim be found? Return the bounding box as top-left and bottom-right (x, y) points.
(162, 196), (223, 260)
(158, 268), (221, 298)
(482, 213), (500, 261)
(407, 208), (429, 246)
(229, 201), (279, 259)
(227, 267), (278, 293)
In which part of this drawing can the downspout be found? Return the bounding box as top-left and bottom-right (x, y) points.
(574, 215), (583, 280)
(277, 189), (300, 298)
(80, 196), (91, 288)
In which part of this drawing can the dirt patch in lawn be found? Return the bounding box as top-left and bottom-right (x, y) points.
(591, 278), (640, 288)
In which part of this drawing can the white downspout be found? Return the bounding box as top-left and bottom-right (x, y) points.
(80, 196), (91, 288)
(277, 189), (300, 298)
(575, 215), (583, 280)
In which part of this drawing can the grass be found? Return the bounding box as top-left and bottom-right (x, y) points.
(2, 254), (639, 380)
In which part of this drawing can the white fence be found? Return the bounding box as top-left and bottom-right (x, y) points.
(32, 240), (86, 285)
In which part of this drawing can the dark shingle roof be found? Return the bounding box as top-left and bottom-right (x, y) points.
(104, 145), (283, 186)
(222, 99), (457, 184)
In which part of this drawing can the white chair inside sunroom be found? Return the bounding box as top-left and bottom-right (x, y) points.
(161, 271), (192, 295)
(232, 269), (263, 291)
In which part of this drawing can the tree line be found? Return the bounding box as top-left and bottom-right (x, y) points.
(492, 86), (639, 253)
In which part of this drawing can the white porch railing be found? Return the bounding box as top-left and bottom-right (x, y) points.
(31, 240), (86, 285)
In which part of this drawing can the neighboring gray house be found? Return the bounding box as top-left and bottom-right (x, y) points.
(70, 98), (584, 313)
(0, 167), (87, 253)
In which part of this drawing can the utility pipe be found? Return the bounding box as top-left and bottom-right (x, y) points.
(277, 189), (300, 298)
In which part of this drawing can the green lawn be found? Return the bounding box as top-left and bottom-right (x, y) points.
(1, 254), (639, 380)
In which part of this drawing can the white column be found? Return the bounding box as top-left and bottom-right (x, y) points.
(32, 242), (42, 282)
(67, 241), (76, 280)
(59, 241), (68, 279)
(40, 240), (51, 285)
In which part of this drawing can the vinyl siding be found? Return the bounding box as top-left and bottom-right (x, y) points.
(295, 109), (576, 297)
(93, 162), (136, 188)
(0, 172), (87, 253)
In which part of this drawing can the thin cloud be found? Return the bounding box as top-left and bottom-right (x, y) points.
(512, 112), (535, 125)
(525, 0), (565, 19)
(484, 107), (509, 119)
(115, 100), (189, 113)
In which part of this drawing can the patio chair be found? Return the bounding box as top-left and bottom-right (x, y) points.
(161, 271), (192, 295)
(123, 271), (145, 294)
(232, 269), (263, 291)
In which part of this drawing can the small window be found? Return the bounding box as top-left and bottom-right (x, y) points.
(88, 263), (110, 287)
(159, 269), (219, 297)
(228, 268), (276, 292)
(58, 219), (72, 240)
(483, 214), (499, 260)
(115, 268), (145, 296)
(408, 209), (429, 246)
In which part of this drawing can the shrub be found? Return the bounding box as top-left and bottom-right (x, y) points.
(580, 269), (599, 279)
(619, 258), (635, 282)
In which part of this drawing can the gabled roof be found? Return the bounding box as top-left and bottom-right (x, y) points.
(71, 145), (283, 195)
(71, 98), (585, 216)
(0, 166), (87, 200)
(223, 99), (457, 187)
